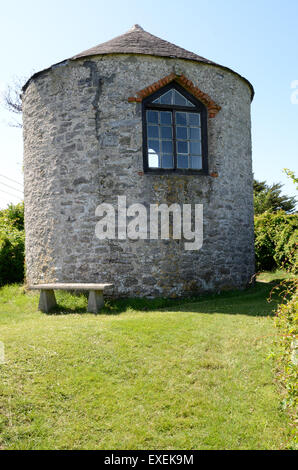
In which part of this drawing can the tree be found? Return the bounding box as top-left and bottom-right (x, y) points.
(284, 168), (298, 191)
(253, 179), (297, 215)
(1, 76), (26, 128)
(0, 202), (24, 231)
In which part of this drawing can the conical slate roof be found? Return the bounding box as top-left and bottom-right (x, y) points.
(23, 25), (254, 98)
(72, 24), (216, 65)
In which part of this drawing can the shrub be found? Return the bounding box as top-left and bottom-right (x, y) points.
(0, 203), (25, 285)
(255, 211), (298, 273)
(0, 202), (24, 231)
(274, 279), (298, 447)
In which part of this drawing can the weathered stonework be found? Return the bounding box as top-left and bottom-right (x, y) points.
(23, 52), (255, 298)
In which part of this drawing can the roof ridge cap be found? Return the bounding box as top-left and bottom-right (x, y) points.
(127, 24), (144, 32)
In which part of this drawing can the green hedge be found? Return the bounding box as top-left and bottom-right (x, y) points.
(274, 281), (298, 447)
(0, 203), (25, 286)
(254, 211), (298, 273)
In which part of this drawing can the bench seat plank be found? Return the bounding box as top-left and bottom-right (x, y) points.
(30, 283), (112, 291)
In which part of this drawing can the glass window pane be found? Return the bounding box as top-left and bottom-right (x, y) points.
(160, 112), (172, 125)
(186, 99), (195, 107)
(162, 141), (173, 153)
(177, 155), (189, 169)
(176, 127), (187, 140)
(147, 110), (158, 123)
(148, 153), (160, 168)
(161, 126), (172, 139)
(162, 155), (174, 169)
(190, 156), (202, 169)
(173, 90), (195, 107)
(189, 127), (201, 140)
(152, 97), (161, 104)
(177, 141), (188, 154)
(148, 140), (160, 153)
(176, 112), (187, 125)
(159, 90), (173, 104)
(147, 125), (159, 138)
(188, 113), (200, 126)
(190, 142), (201, 155)
(173, 90), (186, 106)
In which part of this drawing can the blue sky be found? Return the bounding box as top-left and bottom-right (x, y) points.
(0, 0), (297, 207)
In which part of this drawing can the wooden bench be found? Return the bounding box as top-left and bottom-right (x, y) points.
(30, 283), (113, 314)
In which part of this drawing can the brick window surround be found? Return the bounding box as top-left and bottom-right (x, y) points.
(128, 73), (221, 118)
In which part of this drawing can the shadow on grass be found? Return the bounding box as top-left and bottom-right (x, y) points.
(49, 304), (88, 315)
(46, 279), (289, 317)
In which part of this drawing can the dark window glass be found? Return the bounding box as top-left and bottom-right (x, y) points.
(162, 154), (174, 169)
(190, 142), (201, 155)
(148, 140), (159, 153)
(162, 141), (173, 154)
(177, 155), (188, 169)
(189, 113), (200, 126)
(160, 112), (172, 125)
(189, 127), (201, 140)
(190, 156), (202, 169)
(147, 125), (159, 138)
(176, 112), (187, 126)
(177, 141), (188, 154)
(176, 127), (187, 140)
(144, 84), (207, 172)
(147, 110), (159, 124)
(161, 126), (172, 139)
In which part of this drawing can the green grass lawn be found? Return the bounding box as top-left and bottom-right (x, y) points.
(0, 278), (291, 450)
(257, 270), (296, 283)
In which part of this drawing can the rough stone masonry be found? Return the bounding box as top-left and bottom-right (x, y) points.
(22, 26), (255, 298)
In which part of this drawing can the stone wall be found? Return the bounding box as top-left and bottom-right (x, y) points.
(23, 54), (254, 297)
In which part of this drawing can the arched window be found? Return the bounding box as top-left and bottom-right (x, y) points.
(142, 82), (208, 174)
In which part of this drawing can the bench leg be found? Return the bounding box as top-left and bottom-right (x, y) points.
(88, 290), (104, 313)
(38, 289), (57, 313)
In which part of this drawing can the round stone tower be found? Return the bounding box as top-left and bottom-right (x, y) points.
(22, 25), (255, 297)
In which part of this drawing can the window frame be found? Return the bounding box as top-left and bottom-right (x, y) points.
(142, 81), (208, 175)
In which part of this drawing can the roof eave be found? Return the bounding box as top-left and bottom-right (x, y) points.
(22, 52), (254, 101)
